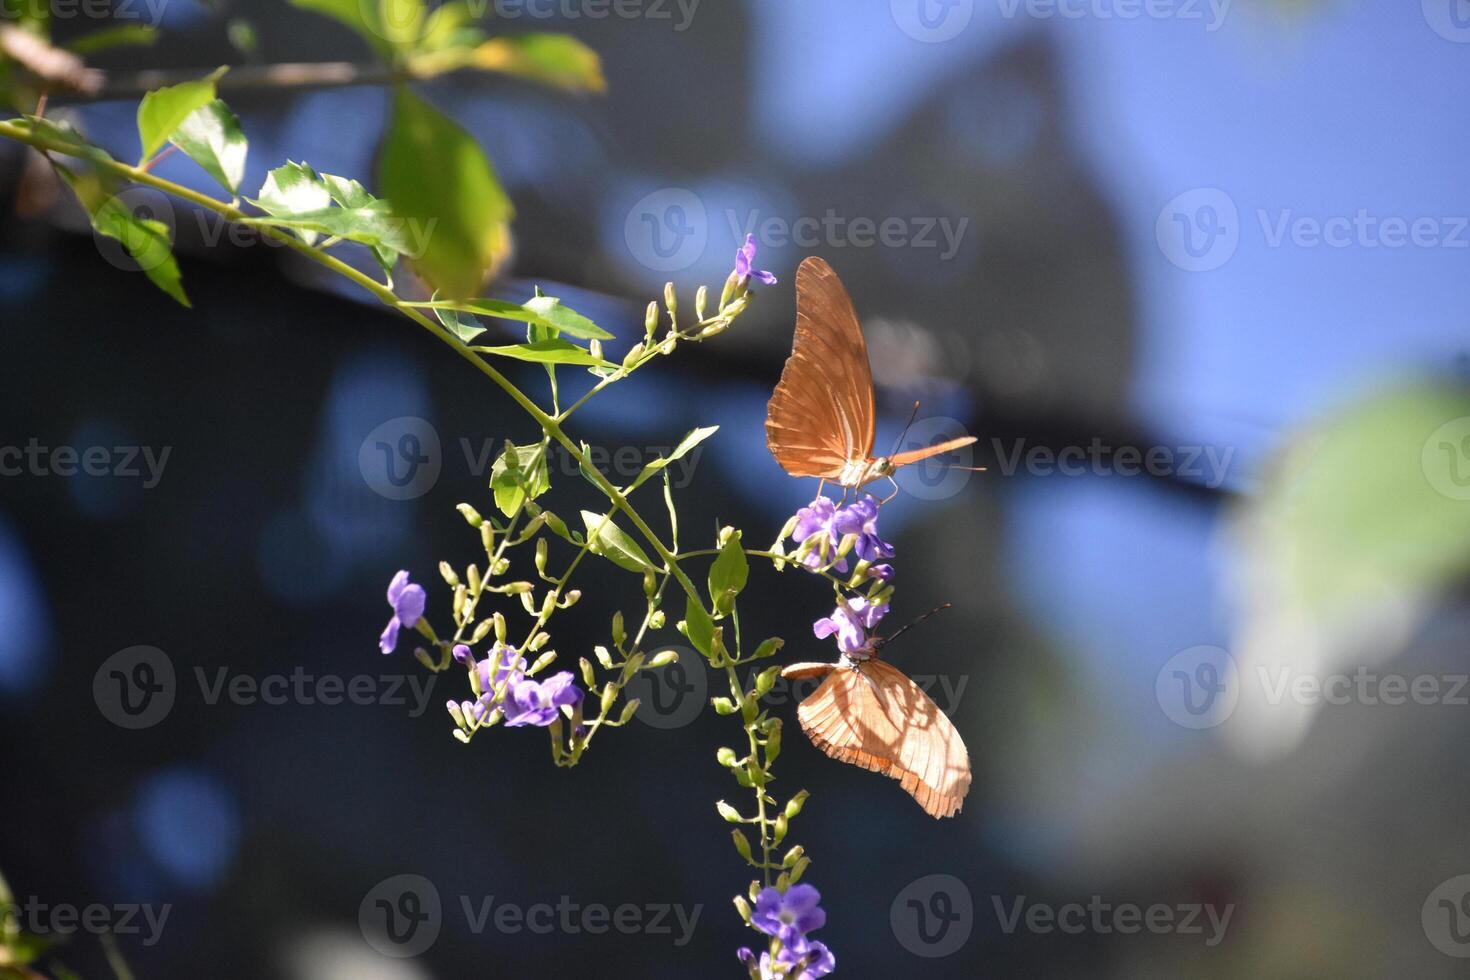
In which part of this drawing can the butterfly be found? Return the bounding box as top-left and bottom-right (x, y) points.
(765, 256), (978, 492)
(780, 617), (971, 819)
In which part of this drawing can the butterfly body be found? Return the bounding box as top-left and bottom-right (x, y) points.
(765, 256), (977, 488)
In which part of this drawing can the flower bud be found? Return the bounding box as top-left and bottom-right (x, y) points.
(529, 651), (557, 674)
(535, 538), (548, 574)
(439, 561), (460, 587)
(471, 619), (493, 643)
(519, 590), (536, 615)
(781, 843), (805, 867)
(594, 645), (614, 669)
(413, 647), (435, 670)
(447, 700), (467, 728)
(467, 563), (482, 594)
(457, 503), (483, 527)
(716, 746), (739, 767)
(453, 585), (467, 619)
(481, 522), (495, 554)
(711, 697), (736, 715)
(622, 341), (645, 368)
(493, 611), (507, 643)
(561, 589), (581, 607)
(579, 657), (597, 688)
(541, 590), (557, 618)
(716, 800), (743, 823)
(733, 895), (752, 924)
(612, 611), (626, 646)
(645, 300), (660, 339)
(505, 581), (534, 594)
(773, 813), (788, 844)
(784, 792), (809, 820)
(617, 699), (640, 724)
(642, 571), (657, 598)
(491, 557), (509, 576)
(452, 643), (474, 666)
(835, 532), (859, 560)
(720, 269), (739, 308)
(649, 610), (666, 629)
(695, 284), (709, 320)
(659, 337), (675, 355)
(529, 631), (550, 651)
(699, 320), (728, 338)
(663, 281), (677, 318)
(731, 829), (753, 863)
(647, 649), (679, 669)
(599, 681), (617, 715)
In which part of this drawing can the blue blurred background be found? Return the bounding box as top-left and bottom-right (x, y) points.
(5, 0), (1470, 976)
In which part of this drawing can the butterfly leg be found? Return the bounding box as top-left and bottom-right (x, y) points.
(880, 475), (901, 505)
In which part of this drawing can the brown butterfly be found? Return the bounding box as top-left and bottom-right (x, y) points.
(765, 256), (978, 492)
(780, 612), (971, 819)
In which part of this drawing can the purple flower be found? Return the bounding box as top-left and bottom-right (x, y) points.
(503, 671), (584, 728)
(736, 948), (776, 979)
(473, 645), (526, 720)
(379, 570), (426, 654)
(790, 497), (848, 574)
(735, 234), (778, 286)
(833, 495), (894, 564)
(813, 597), (888, 654)
(867, 563), (895, 582)
(750, 884), (827, 946)
(778, 939), (835, 978)
(453, 643), (474, 666)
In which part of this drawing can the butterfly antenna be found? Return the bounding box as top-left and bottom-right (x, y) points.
(882, 603), (953, 647)
(888, 401), (922, 457)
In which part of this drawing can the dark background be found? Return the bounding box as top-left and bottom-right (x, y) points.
(4, 1), (1470, 977)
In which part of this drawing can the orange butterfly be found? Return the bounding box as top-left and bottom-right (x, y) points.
(765, 256), (978, 491)
(780, 616), (971, 819)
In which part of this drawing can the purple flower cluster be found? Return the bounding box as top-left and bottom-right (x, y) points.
(737, 884), (834, 978)
(379, 571), (426, 654)
(457, 643), (584, 729)
(790, 494), (893, 577)
(813, 596), (889, 655)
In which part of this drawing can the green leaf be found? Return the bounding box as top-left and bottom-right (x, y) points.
(581, 510), (656, 573)
(471, 340), (613, 367)
(378, 0), (427, 48)
(683, 593), (715, 656)
(490, 442), (549, 517)
(418, 0), (481, 51)
(433, 304), (485, 343)
(66, 24), (159, 56)
(136, 66), (226, 163)
(59, 166), (189, 307)
(630, 425), (717, 490)
(523, 294), (613, 340)
(709, 532), (748, 617)
(405, 296), (612, 340)
(469, 34), (606, 93)
(246, 204), (409, 249)
(253, 160), (332, 243)
(287, 0), (391, 55)
(379, 86), (513, 300)
(170, 100), (247, 195)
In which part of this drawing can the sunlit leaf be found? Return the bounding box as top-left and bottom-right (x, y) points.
(630, 425), (717, 491)
(709, 532), (748, 617)
(470, 34), (606, 93)
(66, 24), (159, 56)
(252, 161), (331, 244)
(581, 510), (656, 573)
(171, 100), (247, 195)
(684, 593), (715, 656)
(58, 165), (189, 307)
(378, 86), (513, 299)
(472, 340), (613, 367)
(433, 304), (485, 343)
(491, 442), (549, 517)
(405, 296), (612, 340)
(135, 66), (226, 163)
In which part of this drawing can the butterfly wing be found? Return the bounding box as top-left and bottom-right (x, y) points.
(765, 257), (877, 479)
(888, 435), (978, 469)
(793, 658), (971, 819)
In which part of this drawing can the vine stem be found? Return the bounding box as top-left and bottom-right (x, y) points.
(0, 116), (706, 610)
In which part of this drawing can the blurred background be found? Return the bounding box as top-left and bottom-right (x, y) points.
(4, 0), (1470, 976)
